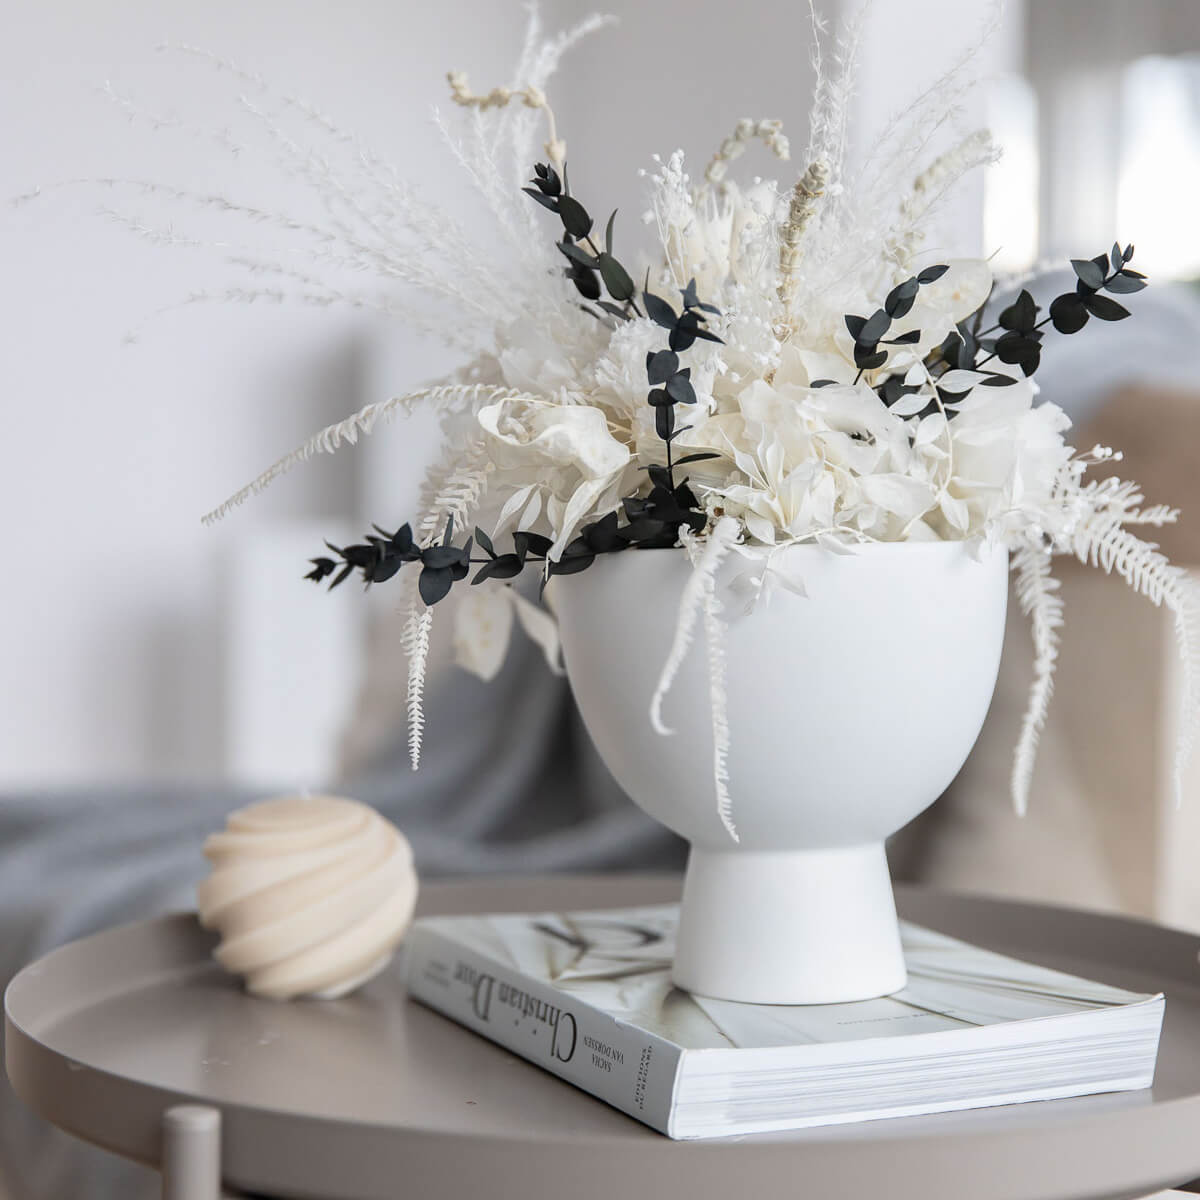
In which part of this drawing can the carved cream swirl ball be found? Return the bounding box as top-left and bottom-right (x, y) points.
(197, 795), (418, 1000)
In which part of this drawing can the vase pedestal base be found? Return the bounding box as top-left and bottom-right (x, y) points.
(671, 843), (907, 1005)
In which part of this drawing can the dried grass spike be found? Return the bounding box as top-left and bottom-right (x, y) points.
(777, 160), (828, 331)
(704, 118), (790, 186)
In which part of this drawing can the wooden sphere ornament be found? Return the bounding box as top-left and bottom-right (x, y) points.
(197, 794), (418, 1000)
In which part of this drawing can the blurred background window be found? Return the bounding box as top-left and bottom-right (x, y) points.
(983, 71), (1039, 275)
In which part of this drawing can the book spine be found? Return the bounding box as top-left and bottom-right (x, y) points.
(403, 924), (683, 1135)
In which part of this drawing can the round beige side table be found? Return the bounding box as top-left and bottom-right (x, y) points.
(6, 876), (1200, 1200)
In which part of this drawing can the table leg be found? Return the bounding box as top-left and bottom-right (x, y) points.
(162, 1104), (222, 1200)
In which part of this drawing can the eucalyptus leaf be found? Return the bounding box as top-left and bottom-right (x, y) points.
(558, 240), (597, 268)
(1083, 293), (1130, 321)
(513, 531), (553, 561)
(655, 403), (675, 440)
(1049, 292), (1089, 334)
(643, 290), (677, 329)
(597, 252), (635, 301)
(1104, 273), (1147, 294)
(522, 187), (559, 212)
(473, 555), (523, 583)
(646, 349), (680, 384)
(569, 265), (601, 301)
(557, 195), (593, 239)
(419, 565), (454, 606)
(1070, 258), (1105, 290)
(860, 308), (891, 344)
(371, 555), (405, 584)
(548, 553), (594, 576)
(885, 277), (919, 318)
(665, 371), (696, 405)
(998, 289), (1038, 333)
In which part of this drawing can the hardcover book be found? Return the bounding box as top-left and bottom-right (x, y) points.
(403, 903), (1164, 1140)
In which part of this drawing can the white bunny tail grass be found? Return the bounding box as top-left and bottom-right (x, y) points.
(649, 515), (741, 735)
(704, 118), (790, 186)
(1011, 541), (1064, 817)
(202, 384), (513, 525)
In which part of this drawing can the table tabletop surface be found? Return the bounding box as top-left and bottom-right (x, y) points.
(6, 875), (1200, 1200)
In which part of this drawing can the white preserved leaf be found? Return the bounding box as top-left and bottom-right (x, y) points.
(453, 584), (515, 682)
(888, 390), (932, 417)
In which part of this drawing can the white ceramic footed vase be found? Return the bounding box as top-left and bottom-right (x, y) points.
(552, 541), (1008, 1005)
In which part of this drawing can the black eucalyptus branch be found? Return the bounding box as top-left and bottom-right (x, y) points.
(307, 464), (710, 606)
(843, 263), (949, 388)
(524, 162), (641, 318)
(641, 276), (724, 489)
(847, 244), (1146, 420)
(933, 244), (1143, 388)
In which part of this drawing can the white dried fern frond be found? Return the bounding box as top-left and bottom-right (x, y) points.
(650, 516), (740, 735)
(399, 430), (496, 769)
(1073, 516), (1179, 606)
(1123, 504), (1181, 527)
(648, 516), (741, 841)
(202, 384), (514, 525)
(412, 431), (494, 547)
(1011, 541), (1064, 816)
(401, 597), (434, 772)
(701, 561), (738, 843)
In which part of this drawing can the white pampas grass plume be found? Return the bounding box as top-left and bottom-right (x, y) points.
(649, 516), (740, 735)
(803, 0), (863, 189)
(888, 130), (999, 275)
(1011, 541), (1064, 816)
(202, 384), (513, 524)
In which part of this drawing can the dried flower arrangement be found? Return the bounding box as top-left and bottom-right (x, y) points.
(36, 9), (1198, 827)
